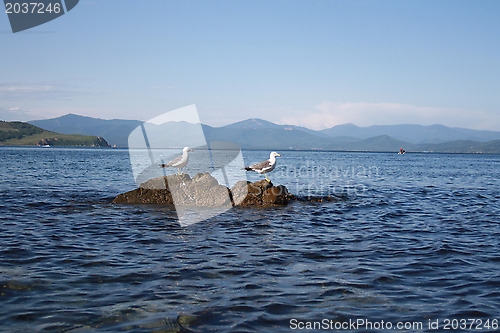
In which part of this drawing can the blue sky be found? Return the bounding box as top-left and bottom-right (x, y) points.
(1, 0), (499, 130)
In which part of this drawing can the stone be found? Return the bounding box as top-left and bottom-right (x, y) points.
(263, 185), (289, 205)
(231, 180), (293, 207)
(191, 172), (218, 187)
(113, 173), (342, 208)
(112, 187), (174, 206)
(113, 173), (294, 208)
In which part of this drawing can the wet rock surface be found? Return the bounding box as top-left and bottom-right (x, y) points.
(230, 180), (295, 207)
(112, 173), (336, 207)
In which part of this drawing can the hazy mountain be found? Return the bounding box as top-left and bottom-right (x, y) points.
(29, 115), (333, 149)
(340, 135), (413, 151)
(321, 123), (500, 144)
(129, 121), (208, 149)
(0, 121), (109, 147)
(221, 118), (280, 129)
(203, 125), (332, 150)
(25, 114), (500, 153)
(29, 114), (141, 147)
(222, 118), (329, 137)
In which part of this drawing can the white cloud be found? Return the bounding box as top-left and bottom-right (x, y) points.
(0, 81), (88, 102)
(0, 106), (43, 121)
(280, 102), (500, 131)
(0, 84), (54, 93)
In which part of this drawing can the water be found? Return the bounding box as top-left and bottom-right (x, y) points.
(1, 147), (499, 332)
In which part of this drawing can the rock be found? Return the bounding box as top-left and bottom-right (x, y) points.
(112, 187), (175, 206)
(191, 172), (218, 187)
(112, 173), (294, 208)
(249, 180), (273, 194)
(165, 173), (192, 189)
(174, 181), (232, 208)
(140, 174), (191, 190)
(230, 180), (294, 207)
(263, 185), (289, 205)
(230, 180), (251, 206)
(112, 174), (341, 208)
(113, 173), (340, 208)
(113, 173), (232, 207)
(139, 177), (168, 190)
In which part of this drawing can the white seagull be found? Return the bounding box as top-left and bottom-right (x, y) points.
(160, 146), (193, 175)
(244, 151), (281, 181)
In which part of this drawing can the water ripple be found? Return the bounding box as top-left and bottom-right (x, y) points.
(0, 149), (499, 331)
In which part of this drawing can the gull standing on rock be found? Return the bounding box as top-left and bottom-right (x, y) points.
(244, 151), (281, 182)
(160, 146), (193, 175)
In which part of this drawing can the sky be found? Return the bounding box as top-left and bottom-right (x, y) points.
(0, 0), (499, 130)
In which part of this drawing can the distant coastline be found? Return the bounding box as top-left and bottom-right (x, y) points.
(4, 114), (500, 153)
(1, 146), (498, 156)
(0, 121), (110, 148)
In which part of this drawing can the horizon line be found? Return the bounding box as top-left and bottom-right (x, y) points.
(17, 112), (500, 133)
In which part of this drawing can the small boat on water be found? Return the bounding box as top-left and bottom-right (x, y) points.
(398, 148), (406, 155)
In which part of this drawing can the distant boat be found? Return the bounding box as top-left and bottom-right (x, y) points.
(40, 144), (51, 148)
(399, 148), (406, 155)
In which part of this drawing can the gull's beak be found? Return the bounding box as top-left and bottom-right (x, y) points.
(189, 149), (194, 152)
(277, 154), (281, 157)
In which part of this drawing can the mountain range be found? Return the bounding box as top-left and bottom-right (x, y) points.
(320, 123), (500, 144)
(27, 114), (500, 153)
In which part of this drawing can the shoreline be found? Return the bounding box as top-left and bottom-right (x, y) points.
(1, 145), (499, 154)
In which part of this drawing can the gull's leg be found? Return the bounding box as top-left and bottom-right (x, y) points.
(265, 173), (269, 182)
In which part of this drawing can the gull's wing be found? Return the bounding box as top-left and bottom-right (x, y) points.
(161, 154), (182, 168)
(249, 159), (271, 170)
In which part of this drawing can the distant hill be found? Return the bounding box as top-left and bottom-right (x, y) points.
(338, 135), (414, 151)
(222, 118), (281, 130)
(203, 125), (332, 150)
(25, 114), (500, 153)
(0, 121), (110, 147)
(321, 123), (500, 144)
(29, 114), (141, 147)
(222, 118), (329, 138)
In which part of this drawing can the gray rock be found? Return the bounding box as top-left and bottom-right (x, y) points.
(113, 173), (293, 208)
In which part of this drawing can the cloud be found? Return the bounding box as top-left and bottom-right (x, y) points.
(0, 81), (86, 101)
(0, 104), (64, 122)
(0, 84), (54, 93)
(0, 106), (41, 121)
(0, 81), (88, 121)
(280, 102), (500, 131)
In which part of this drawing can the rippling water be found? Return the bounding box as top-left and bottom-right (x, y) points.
(1, 147), (499, 332)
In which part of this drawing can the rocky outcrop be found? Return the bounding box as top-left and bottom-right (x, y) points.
(112, 173), (294, 207)
(230, 179), (295, 207)
(36, 136), (109, 147)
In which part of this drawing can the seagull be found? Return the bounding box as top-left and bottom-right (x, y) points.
(244, 151), (281, 181)
(160, 147), (193, 175)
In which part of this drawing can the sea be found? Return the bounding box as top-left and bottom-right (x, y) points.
(1, 147), (499, 332)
